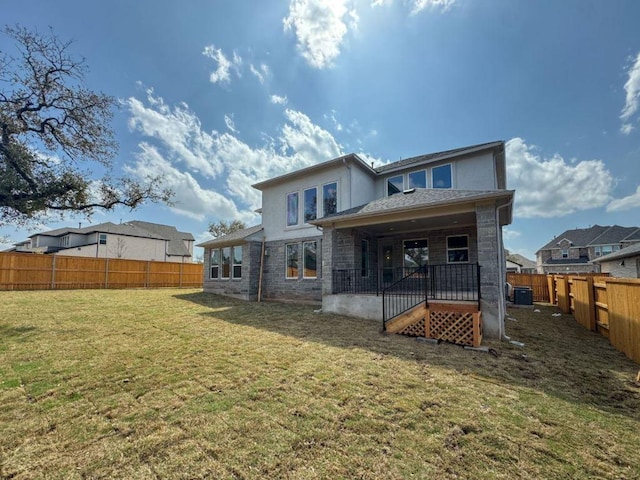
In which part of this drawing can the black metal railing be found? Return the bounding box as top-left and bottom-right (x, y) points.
(378, 263), (481, 329)
(382, 269), (428, 330)
(332, 267), (424, 295)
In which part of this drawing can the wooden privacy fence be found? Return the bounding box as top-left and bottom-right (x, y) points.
(506, 273), (550, 302)
(549, 274), (640, 364)
(0, 252), (203, 291)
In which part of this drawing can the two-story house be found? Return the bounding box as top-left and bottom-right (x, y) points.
(536, 225), (640, 274)
(199, 141), (514, 341)
(9, 221), (195, 263)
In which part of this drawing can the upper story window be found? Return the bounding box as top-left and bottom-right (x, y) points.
(387, 175), (403, 196)
(594, 245), (620, 257)
(99, 233), (107, 245)
(447, 235), (469, 263)
(561, 248), (569, 258)
(286, 192), (299, 227)
(61, 235), (70, 247)
(432, 164), (452, 189)
(304, 187), (317, 223)
(323, 182), (337, 216)
(408, 170), (426, 189)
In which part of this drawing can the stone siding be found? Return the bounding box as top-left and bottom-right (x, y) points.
(203, 241), (261, 300)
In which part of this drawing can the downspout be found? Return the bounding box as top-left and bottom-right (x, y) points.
(342, 158), (352, 209)
(258, 236), (265, 302)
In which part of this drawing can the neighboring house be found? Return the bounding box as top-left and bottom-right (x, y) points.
(506, 252), (536, 273)
(198, 141), (514, 339)
(8, 221), (195, 263)
(592, 242), (640, 278)
(536, 225), (640, 274)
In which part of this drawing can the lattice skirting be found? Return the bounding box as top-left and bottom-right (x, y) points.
(399, 318), (426, 337)
(426, 310), (482, 347)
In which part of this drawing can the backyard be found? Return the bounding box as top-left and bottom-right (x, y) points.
(1, 289), (639, 479)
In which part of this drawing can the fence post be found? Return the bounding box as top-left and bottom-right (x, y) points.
(179, 262), (183, 287)
(146, 261), (150, 288)
(51, 255), (57, 289)
(586, 276), (596, 331)
(104, 258), (109, 289)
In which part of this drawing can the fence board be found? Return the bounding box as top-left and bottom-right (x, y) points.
(506, 273), (550, 302)
(570, 276), (596, 331)
(0, 252), (202, 291)
(606, 279), (640, 364)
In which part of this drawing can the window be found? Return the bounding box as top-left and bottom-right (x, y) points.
(387, 175), (403, 196)
(303, 241), (317, 279)
(304, 187), (317, 223)
(286, 244), (299, 279)
(232, 246), (242, 278)
(210, 249), (220, 278)
(61, 235), (70, 247)
(286, 192), (299, 226)
(561, 248), (569, 258)
(323, 182), (338, 216)
(403, 239), (428, 271)
(221, 247), (231, 278)
(99, 233), (107, 245)
(447, 235), (469, 263)
(408, 170), (426, 189)
(361, 240), (369, 277)
(432, 164), (452, 189)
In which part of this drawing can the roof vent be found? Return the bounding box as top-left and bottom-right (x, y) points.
(403, 188), (416, 194)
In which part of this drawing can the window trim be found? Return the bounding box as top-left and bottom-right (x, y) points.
(302, 241), (317, 279)
(561, 248), (569, 259)
(98, 233), (107, 245)
(286, 191), (299, 227)
(210, 248), (220, 279)
(303, 186), (318, 224)
(322, 181), (338, 217)
(285, 243), (299, 279)
(232, 245), (242, 279)
(446, 234), (470, 264)
(432, 163), (453, 189)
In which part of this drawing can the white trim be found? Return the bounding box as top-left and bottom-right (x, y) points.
(210, 248), (220, 279)
(220, 246), (231, 280)
(432, 163), (453, 189)
(285, 190), (299, 228)
(303, 186), (319, 224)
(386, 174), (404, 196)
(407, 169), (428, 189)
(232, 245), (243, 279)
(321, 180), (339, 217)
(285, 243), (299, 279)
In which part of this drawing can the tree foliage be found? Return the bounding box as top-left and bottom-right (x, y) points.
(208, 219), (246, 238)
(0, 26), (172, 226)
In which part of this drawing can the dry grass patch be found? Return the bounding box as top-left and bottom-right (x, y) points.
(0, 289), (639, 479)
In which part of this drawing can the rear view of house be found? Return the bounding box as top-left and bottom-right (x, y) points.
(199, 141), (514, 340)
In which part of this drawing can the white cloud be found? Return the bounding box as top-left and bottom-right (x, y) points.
(126, 87), (347, 221)
(411, 0), (456, 14)
(620, 52), (640, 134)
(202, 45), (242, 85)
(502, 228), (521, 241)
(607, 186), (640, 212)
(270, 94), (288, 105)
(249, 63), (270, 84)
(283, 0), (356, 69)
(506, 138), (614, 218)
(224, 114), (239, 134)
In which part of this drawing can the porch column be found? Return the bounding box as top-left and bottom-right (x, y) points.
(476, 202), (505, 339)
(322, 226), (336, 295)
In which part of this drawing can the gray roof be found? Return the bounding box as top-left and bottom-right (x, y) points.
(622, 229), (640, 242)
(537, 225), (640, 252)
(312, 188), (514, 224)
(128, 221), (194, 256)
(197, 225), (264, 248)
(375, 141), (504, 174)
(506, 253), (536, 269)
(592, 242), (640, 263)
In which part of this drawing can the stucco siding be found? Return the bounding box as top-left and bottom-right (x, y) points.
(56, 234), (168, 261)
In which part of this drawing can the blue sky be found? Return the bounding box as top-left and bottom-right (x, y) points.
(2, 0), (640, 261)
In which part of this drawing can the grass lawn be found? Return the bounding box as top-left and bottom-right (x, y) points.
(1, 289), (639, 479)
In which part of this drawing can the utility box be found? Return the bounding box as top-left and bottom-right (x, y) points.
(513, 287), (533, 305)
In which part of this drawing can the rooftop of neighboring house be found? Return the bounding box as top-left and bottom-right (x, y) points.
(592, 242), (640, 263)
(252, 140), (506, 190)
(20, 221), (195, 257)
(197, 225), (264, 248)
(537, 225), (640, 252)
(506, 252), (536, 269)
